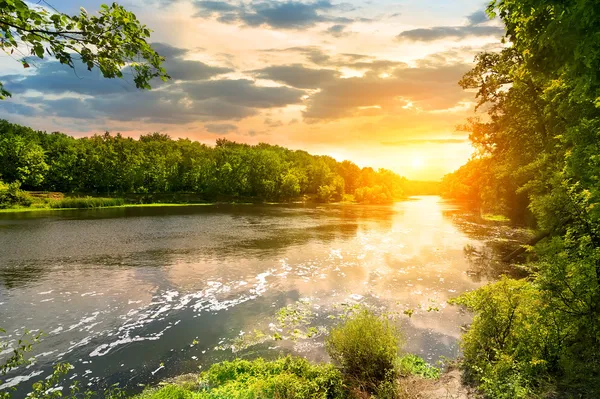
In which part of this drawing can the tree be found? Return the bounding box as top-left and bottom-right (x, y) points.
(0, 1), (169, 99)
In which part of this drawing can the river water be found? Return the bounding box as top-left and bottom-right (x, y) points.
(0, 197), (520, 396)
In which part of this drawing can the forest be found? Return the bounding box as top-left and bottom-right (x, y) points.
(439, 0), (600, 397)
(0, 119), (408, 206)
(2, 0), (600, 398)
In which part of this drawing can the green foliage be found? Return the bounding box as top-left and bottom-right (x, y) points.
(135, 357), (346, 399)
(0, 179), (33, 208)
(0, 120), (408, 204)
(451, 278), (551, 398)
(395, 355), (440, 380)
(442, 0), (600, 396)
(0, 1), (168, 98)
(326, 309), (402, 393)
(354, 185), (393, 205)
(49, 196), (125, 209)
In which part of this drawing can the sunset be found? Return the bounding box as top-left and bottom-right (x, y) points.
(0, 0), (504, 180)
(2, 1), (600, 398)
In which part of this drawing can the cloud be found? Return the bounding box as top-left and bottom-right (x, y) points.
(397, 25), (503, 42)
(251, 64), (340, 88)
(261, 46), (406, 73)
(303, 63), (472, 121)
(204, 123), (238, 133)
(0, 102), (37, 117)
(151, 42), (233, 81)
(381, 138), (467, 146)
(397, 9), (503, 42)
(192, 0), (353, 29)
(1, 44), (232, 98)
(0, 53), (304, 124)
(183, 79), (304, 108)
(467, 10), (489, 25)
(325, 24), (349, 37)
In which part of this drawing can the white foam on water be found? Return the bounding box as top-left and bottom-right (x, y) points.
(0, 370), (44, 389)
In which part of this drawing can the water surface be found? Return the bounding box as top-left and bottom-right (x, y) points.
(0, 197), (518, 396)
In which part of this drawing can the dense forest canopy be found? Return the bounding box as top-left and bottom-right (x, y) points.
(0, 119), (409, 204)
(441, 0), (600, 397)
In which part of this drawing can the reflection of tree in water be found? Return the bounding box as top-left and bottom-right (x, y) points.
(228, 204), (396, 257)
(443, 205), (533, 282)
(0, 263), (46, 290)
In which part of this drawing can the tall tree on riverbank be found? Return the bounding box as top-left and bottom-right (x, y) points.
(447, 0), (600, 397)
(0, 0), (169, 99)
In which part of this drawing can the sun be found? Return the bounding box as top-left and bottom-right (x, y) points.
(411, 155), (425, 169)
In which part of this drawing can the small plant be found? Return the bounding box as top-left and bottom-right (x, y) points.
(326, 308), (402, 393)
(395, 355), (440, 380)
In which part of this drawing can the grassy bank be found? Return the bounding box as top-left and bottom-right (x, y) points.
(131, 309), (443, 399)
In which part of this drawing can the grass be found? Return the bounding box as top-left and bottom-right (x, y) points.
(481, 213), (510, 222)
(0, 201), (217, 213)
(49, 197), (126, 209)
(134, 357), (346, 399)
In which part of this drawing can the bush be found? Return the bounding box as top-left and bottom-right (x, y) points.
(49, 196), (125, 209)
(317, 185), (333, 203)
(326, 309), (402, 393)
(354, 186), (392, 204)
(395, 355), (440, 380)
(136, 357), (346, 399)
(0, 180), (33, 208)
(450, 277), (553, 398)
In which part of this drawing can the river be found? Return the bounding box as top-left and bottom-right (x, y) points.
(0, 196), (521, 396)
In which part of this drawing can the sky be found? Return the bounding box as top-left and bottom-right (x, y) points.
(0, 0), (504, 180)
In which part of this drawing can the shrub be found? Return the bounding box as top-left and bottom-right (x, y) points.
(326, 308), (402, 393)
(450, 277), (553, 398)
(49, 197), (125, 209)
(134, 357), (346, 399)
(353, 186), (392, 204)
(317, 185), (333, 203)
(395, 355), (440, 380)
(0, 180), (33, 208)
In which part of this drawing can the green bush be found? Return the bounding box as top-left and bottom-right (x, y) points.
(0, 180), (33, 208)
(136, 357), (346, 399)
(326, 309), (402, 392)
(450, 277), (553, 398)
(354, 186), (392, 204)
(395, 355), (440, 380)
(49, 197), (125, 209)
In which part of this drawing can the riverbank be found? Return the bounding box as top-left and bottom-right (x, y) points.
(0, 192), (408, 213)
(0, 202), (219, 213)
(127, 309), (473, 399)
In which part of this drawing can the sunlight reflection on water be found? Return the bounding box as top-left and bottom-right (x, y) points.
(0, 197), (518, 395)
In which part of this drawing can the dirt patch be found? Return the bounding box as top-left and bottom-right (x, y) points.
(399, 367), (477, 399)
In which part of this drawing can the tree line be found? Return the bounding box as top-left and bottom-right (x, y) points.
(0, 120), (407, 204)
(441, 0), (600, 397)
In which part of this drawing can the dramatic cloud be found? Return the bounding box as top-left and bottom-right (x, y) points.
(251, 64), (340, 88)
(192, 0), (352, 29)
(1, 44), (232, 98)
(151, 42), (233, 81)
(0, 46), (304, 124)
(260, 47), (406, 72)
(183, 79), (304, 107)
(303, 63), (472, 121)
